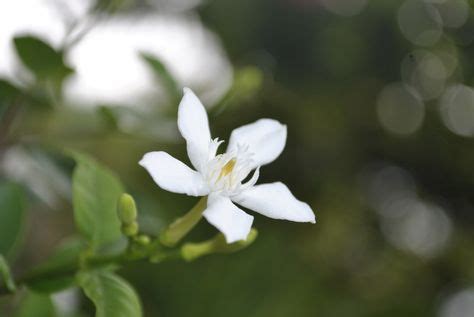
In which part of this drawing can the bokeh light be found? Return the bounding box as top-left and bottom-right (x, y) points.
(439, 288), (474, 317)
(431, 0), (470, 28)
(365, 164), (417, 215)
(440, 84), (474, 137)
(380, 198), (452, 258)
(364, 164), (452, 258)
(376, 82), (425, 135)
(401, 50), (448, 100)
(398, 0), (443, 46)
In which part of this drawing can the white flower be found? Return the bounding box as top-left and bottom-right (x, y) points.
(139, 88), (315, 243)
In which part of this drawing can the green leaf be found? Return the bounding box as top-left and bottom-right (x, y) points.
(27, 238), (85, 294)
(13, 35), (73, 80)
(0, 79), (20, 122)
(140, 52), (180, 103)
(71, 153), (124, 251)
(16, 291), (56, 317)
(77, 270), (142, 317)
(0, 78), (50, 111)
(97, 106), (119, 131)
(0, 181), (26, 257)
(0, 255), (16, 292)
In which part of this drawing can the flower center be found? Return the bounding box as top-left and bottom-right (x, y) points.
(217, 158), (236, 180)
(204, 141), (259, 196)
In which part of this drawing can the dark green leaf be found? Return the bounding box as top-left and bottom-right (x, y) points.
(13, 35), (73, 80)
(0, 79), (21, 119)
(0, 79), (21, 103)
(77, 270), (142, 317)
(97, 106), (119, 131)
(0, 182), (26, 257)
(0, 255), (16, 292)
(16, 291), (56, 317)
(71, 152), (124, 251)
(140, 52), (180, 103)
(0, 79), (51, 111)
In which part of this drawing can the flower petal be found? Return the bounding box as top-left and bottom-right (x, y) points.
(203, 193), (254, 243)
(228, 119), (287, 169)
(139, 151), (209, 196)
(233, 182), (315, 223)
(178, 88), (212, 172)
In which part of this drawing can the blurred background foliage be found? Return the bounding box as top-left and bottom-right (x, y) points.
(1, 0), (474, 316)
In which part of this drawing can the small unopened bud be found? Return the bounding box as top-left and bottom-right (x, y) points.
(135, 234), (151, 246)
(121, 221), (139, 237)
(181, 228), (258, 261)
(117, 193), (137, 224)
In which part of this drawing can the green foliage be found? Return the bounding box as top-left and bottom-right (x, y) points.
(16, 291), (56, 317)
(140, 52), (180, 103)
(27, 238), (86, 294)
(0, 79), (21, 117)
(0, 181), (26, 257)
(72, 152), (124, 251)
(97, 106), (119, 131)
(0, 79), (20, 102)
(77, 270), (142, 317)
(0, 255), (16, 292)
(13, 35), (73, 80)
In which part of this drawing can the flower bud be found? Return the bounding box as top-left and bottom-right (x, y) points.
(181, 228), (258, 262)
(135, 234), (151, 246)
(117, 193), (137, 224)
(121, 221), (139, 237)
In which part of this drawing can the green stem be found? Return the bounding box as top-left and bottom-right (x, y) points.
(0, 242), (177, 296)
(160, 197), (207, 247)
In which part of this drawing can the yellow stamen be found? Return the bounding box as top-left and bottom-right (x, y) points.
(217, 158), (236, 181)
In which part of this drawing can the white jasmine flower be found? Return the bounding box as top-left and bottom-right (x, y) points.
(140, 88), (315, 243)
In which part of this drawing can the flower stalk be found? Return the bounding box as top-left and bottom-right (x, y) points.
(181, 228), (258, 262)
(159, 196), (207, 247)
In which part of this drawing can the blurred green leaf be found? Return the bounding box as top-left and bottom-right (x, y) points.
(28, 238), (86, 294)
(77, 270), (142, 317)
(0, 182), (26, 257)
(13, 35), (73, 80)
(140, 52), (180, 103)
(0, 79), (51, 111)
(0, 255), (16, 292)
(211, 66), (263, 116)
(97, 106), (119, 131)
(16, 291), (56, 317)
(0, 79), (21, 119)
(72, 152), (124, 251)
(0, 79), (21, 103)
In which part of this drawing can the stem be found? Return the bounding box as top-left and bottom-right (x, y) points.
(0, 243), (177, 296)
(159, 197), (207, 247)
